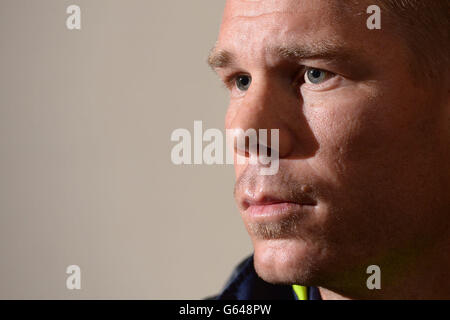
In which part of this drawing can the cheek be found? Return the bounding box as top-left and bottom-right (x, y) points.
(301, 85), (397, 185)
(302, 82), (437, 220)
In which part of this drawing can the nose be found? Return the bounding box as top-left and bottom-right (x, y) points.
(227, 75), (297, 160)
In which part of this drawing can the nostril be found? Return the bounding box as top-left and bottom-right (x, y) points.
(230, 128), (280, 162)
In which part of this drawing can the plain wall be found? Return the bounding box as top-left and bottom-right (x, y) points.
(0, 0), (253, 299)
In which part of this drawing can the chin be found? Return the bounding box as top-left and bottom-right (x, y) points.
(252, 238), (322, 286)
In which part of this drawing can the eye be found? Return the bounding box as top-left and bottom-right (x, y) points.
(235, 74), (251, 91)
(304, 68), (329, 84)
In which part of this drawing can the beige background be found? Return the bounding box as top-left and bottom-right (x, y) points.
(0, 0), (253, 299)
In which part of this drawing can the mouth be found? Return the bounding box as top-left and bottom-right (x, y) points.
(241, 194), (317, 221)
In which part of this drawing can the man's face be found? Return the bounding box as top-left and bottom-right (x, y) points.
(212, 0), (449, 289)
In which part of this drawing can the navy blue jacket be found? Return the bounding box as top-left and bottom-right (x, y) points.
(214, 255), (322, 300)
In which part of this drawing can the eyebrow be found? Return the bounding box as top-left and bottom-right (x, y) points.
(207, 48), (234, 70)
(207, 41), (356, 70)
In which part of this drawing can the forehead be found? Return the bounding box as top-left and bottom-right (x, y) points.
(217, 0), (369, 59)
(223, 0), (343, 18)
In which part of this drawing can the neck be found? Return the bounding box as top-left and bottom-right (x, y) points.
(319, 236), (450, 300)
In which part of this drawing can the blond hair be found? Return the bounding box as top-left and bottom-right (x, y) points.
(379, 0), (449, 80)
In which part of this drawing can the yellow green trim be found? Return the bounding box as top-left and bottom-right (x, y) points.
(292, 285), (308, 300)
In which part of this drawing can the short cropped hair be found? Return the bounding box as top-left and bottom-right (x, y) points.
(378, 0), (449, 81)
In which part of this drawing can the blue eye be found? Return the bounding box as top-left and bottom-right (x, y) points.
(305, 68), (327, 84)
(235, 74), (251, 91)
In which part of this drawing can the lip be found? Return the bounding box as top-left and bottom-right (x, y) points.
(242, 194), (317, 220)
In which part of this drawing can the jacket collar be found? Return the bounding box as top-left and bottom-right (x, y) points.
(216, 255), (322, 300)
